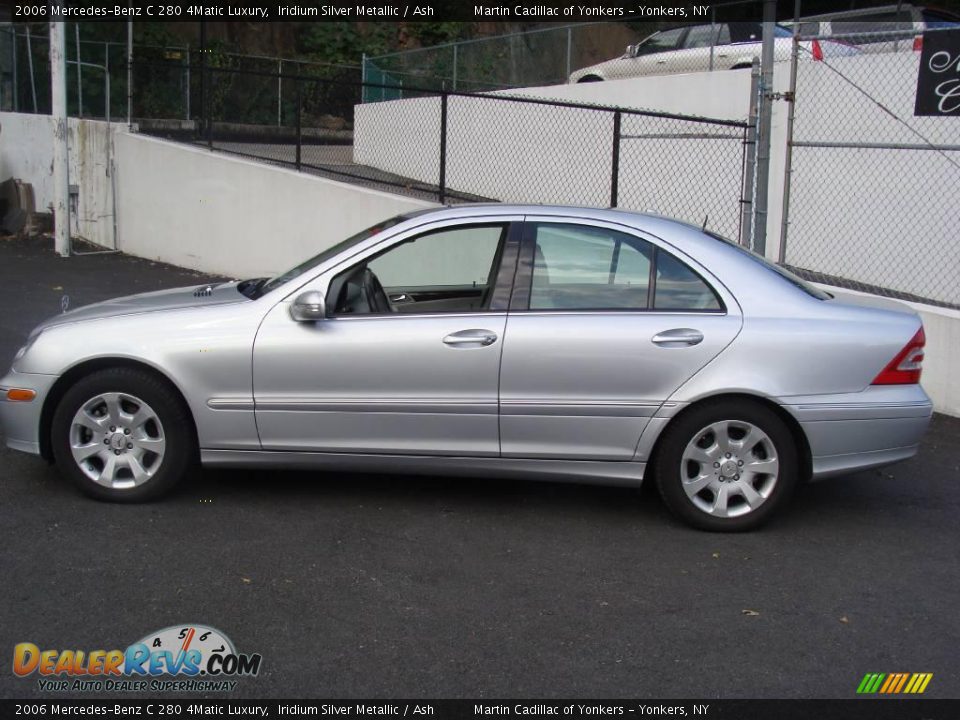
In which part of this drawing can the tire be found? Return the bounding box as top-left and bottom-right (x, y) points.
(654, 399), (798, 532)
(51, 367), (196, 502)
(577, 75), (604, 83)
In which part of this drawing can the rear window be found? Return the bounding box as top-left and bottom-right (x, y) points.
(922, 9), (960, 28)
(705, 231), (831, 300)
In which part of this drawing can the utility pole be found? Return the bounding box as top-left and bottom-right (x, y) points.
(752, 0), (776, 257)
(126, 16), (133, 126)
(50, 16), (70, 257)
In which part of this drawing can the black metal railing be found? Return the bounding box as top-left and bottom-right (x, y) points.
(130, 60), (753, 241)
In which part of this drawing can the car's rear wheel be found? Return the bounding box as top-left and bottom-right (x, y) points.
(654, 399), (798, 531)
(51, 368), (195, 502)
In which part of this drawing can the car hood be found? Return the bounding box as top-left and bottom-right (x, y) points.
(34, 282), (247, 333)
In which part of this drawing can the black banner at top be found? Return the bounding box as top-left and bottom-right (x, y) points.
(7, 0), (716, 23)
(1, 699), (960, 719)
(4, 0), (821, 24)
(915, 28), (960, 116)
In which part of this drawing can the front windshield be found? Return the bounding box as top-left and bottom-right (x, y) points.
(255, 215), (410, 297)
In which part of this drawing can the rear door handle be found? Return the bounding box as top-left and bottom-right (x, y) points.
(443, 329), (498, 347)
(651, 328), (704, 347)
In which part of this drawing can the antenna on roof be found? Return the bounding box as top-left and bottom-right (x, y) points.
(702, 215), (709, 231)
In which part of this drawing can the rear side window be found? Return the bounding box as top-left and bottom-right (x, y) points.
(655, 251), (722, 310)
(730, 23), (763, 43)
(526, 223), (721, 312)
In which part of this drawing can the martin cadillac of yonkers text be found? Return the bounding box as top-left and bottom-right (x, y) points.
(474, 705), (709, 716)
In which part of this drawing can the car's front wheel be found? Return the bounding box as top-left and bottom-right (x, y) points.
(654, 399), (799, 531)
(51, 368), (196, 502)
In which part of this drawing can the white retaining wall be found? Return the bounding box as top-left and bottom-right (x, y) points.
(0, 113), (125, 249)
(113, 134), (436, 279)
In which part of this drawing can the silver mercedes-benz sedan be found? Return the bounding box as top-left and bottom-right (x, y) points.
(0, 206), (932, 530)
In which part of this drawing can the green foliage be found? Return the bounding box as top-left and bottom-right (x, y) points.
(297, 22), (474, 66)
(298, 23), (394, 65)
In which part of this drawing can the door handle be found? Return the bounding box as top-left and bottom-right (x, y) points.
(651, 328), (704, 347)
(443, 329), (498, 347)
(389, 293), (412, 303)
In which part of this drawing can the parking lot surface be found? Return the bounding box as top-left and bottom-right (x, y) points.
(1, 236), (958, 699)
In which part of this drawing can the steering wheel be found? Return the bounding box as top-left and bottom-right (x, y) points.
(362, 268), (393, 314)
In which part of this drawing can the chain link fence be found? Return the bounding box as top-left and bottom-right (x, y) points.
(133, 59), (752, 241)
(782, 25), (960, 309)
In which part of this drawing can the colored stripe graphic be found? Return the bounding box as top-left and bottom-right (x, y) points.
(857, 672), (932, 694)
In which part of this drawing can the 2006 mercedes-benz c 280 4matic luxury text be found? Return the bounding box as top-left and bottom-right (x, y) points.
(0, 206), (932, 530)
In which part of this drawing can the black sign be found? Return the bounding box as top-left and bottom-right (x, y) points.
(915, 28), (960, 116)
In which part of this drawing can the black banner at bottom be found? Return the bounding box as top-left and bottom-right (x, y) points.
(2, 700), (958, 720)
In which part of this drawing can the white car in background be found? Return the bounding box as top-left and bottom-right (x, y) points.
(569, 22), (858, 82)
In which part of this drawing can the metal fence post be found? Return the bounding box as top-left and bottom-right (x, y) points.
(295, 77), (302, 171)
(11, 29), (17, 112)
(739, 59), (760, 246)
(752, 0), (777, 256)
(610, 110), (622, 208)
(26, 27), (37, 113)
(778, 0), (802, 263)
(438, 93), (448, 204)
(206, 68), (213, 150)
(277, 60), (282, 127)
(452, 44), (458, 91)
(75, 23), (83, 117)
(566, 26), (572, 80)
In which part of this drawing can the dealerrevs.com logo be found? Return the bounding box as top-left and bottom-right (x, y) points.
(13, 624), (262, 693)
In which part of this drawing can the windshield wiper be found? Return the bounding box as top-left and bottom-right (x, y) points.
(237, 277), (268, 299)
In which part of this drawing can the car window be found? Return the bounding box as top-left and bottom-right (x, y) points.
(259, 215), (409, 295)
(635, 27), (686, 56)
(329, 224), (507, 315)
(654, 250), (722, 311)
(832, 11), (913, 36)
(729, 22), (763, 43)
(716, 23), (732, 45)
(684, 25), (720, 49)
(922, 9), (960, 28)
(530, 224), (652, 310)
(796, 21), (822, 37)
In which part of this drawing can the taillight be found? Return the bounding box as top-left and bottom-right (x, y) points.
(812, 39), (824, 60)
(872, 327), (926, 385)
(913, 35), (923, 52)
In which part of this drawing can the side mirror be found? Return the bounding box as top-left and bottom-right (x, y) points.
(625, 44), (637, 58)
(290, 291), (327, 322)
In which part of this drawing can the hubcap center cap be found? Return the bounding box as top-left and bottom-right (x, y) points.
(720, 460), (738, 478)
(110, 433), (127, 451)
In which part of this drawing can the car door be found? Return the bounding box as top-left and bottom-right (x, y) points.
(252, 217), (521, 456)
(498, 218), (742, 461)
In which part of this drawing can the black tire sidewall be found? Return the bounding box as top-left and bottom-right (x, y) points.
(655, 400), (799, 532)
(51, 368), (195, 502)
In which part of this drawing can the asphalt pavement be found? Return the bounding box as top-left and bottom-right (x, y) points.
(1, 235), (958, 700)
